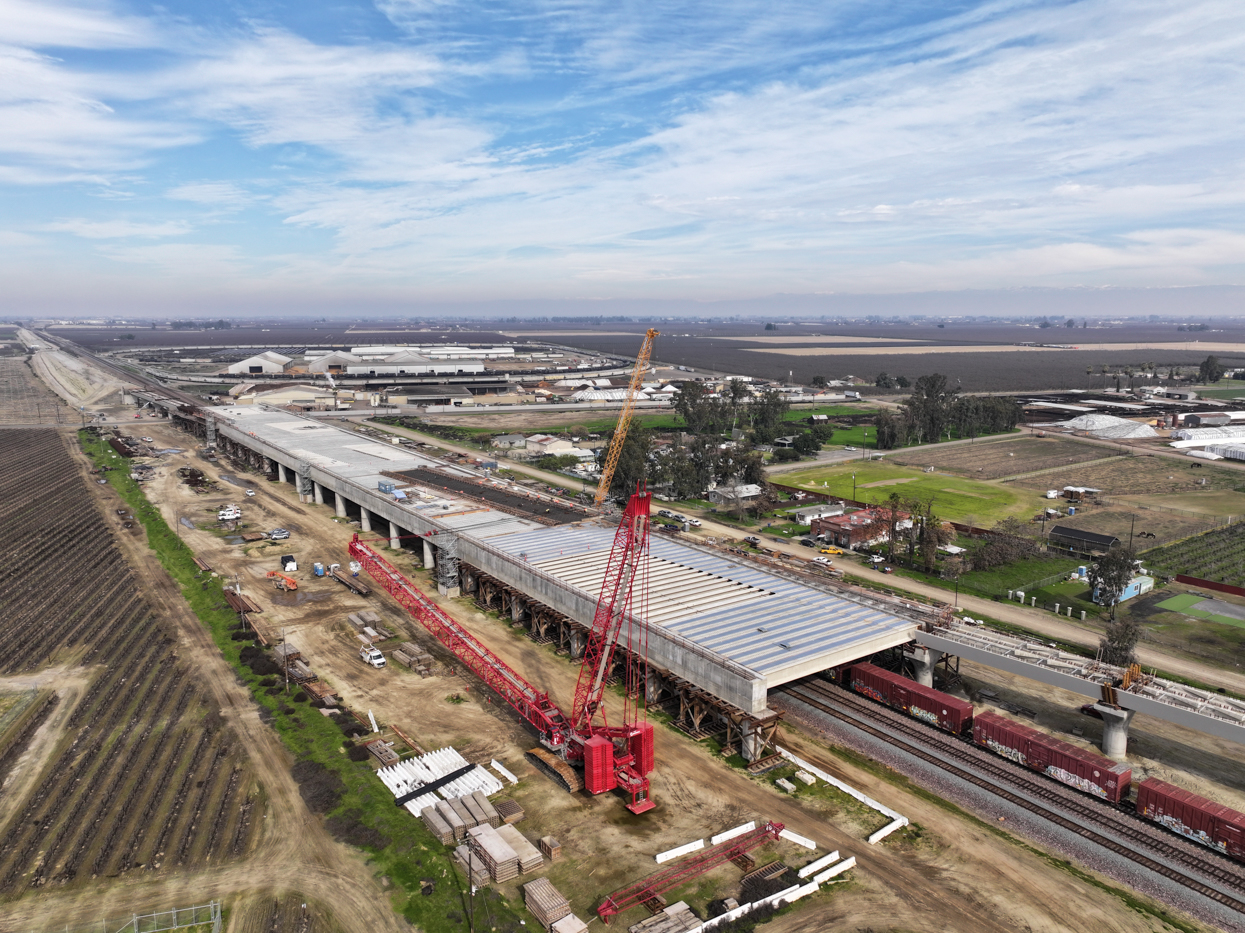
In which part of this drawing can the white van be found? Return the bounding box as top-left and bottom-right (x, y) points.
(359, 645), (386, 668)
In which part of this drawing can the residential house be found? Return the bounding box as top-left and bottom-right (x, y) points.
(708, 484), (764, 507)
(811, 508), (910, 550)
(491, 434), (527, 449)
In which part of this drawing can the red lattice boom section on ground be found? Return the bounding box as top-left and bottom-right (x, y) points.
(597, 821), (785, 922)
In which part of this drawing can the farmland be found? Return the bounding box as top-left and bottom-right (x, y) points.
(890, 435), (1112, 480)
(776, 460), (1031, 524)
(1145, 523), (1245, 586)
(1052, 508), (1218, 549)
(0, 358), (69, 425)
(0, 429), (260, 896)
(1006, 455), (1245, 498)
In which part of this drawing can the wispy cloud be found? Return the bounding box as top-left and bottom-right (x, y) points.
(1, 0), (1244, 304)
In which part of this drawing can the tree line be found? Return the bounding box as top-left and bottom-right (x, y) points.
(874, 374), (1021, 449)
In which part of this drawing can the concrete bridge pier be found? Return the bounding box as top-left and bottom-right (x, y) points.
(277, 462), (288, 483)
(423, 538), (436, 570)
(905, 645), (944, 688)
(1093, 703), (1135, 759)
(389, 521), (400, 550)
(313, 482), (325, 506)
(360, 507), (372, 533)
(569, 631), (586, 660)
(334, 491), (347, 518)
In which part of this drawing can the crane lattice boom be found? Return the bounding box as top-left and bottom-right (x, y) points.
(594, 328), (658, 507)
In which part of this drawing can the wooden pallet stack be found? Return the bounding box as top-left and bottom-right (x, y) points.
(550, 917), (588, 933)
(393, 641), (436, 675)
(538, 836), (561, 862)
(494, 799), (525, 824)
(421, 806), (454, 844)
(467, 824), (520, 882)
(523, 878), (571, 930)
(496, 824), (544, 874)
(470, 791), (501, 828)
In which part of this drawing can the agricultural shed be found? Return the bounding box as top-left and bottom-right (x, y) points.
(1049, 525), (1120, 552)
(1172, 425), (1245, 443)
(227, 351), (293, 375)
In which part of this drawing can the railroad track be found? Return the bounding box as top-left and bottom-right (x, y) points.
(781, 680), (1245, 917)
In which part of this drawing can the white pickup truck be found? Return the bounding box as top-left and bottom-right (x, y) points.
(359, 645), (386, 669)
(218, 505), (241, 521)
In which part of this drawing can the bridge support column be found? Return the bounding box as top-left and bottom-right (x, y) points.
(334, 491), (347, 518)
(905, 645), (943, 688)
(1093, 703), (1135, 759)
(360, 507), (372, 533)
(389, 522), (400, 550)
(423, 538), (436, 570)
(277, 462), (288, 483)
(313, 482), (324, 506)
(569, 631), (586, 660)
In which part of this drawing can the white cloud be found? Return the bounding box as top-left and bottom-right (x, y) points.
(0, 0), (157, 49)
(165, 182), (255, 209)
(43, 219), (193, 238)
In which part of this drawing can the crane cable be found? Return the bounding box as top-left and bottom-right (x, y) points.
(594, 328), (658, 507)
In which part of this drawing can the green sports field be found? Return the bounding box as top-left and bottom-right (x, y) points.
(777, 461), (1035, 525)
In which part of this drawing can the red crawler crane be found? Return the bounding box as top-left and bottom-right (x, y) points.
(348, 489), (657, 814)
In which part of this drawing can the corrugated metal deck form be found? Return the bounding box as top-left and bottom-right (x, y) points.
(492, 526), (915, 686)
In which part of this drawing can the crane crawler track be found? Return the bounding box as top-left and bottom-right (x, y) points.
(526, 748), (584, 793)
(782, 680), (1245, 918)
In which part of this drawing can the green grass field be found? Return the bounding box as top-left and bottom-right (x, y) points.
(778, 461), (1034, 524)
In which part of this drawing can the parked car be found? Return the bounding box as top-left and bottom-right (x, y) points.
(245, 489), (256, 497)
(269, 528), (290, 540)
(819, 546), (843, 555)
(799, 538), (817, 548)
(672, 513), (687, 522)
(843, 446), (857, 451)
(743, 536), (761, 546)
(812, 556), (832, 565)
(686, 518), (702, 527)
(140, 436), (153, 443)
(658, 509), (673, 518)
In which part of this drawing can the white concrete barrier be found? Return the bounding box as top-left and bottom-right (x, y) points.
(710, 821), (756, 845)
(655, 838), (704, 863)
(779, 828), (816, 849)
(797, 850), (840, 878)
(812, 856), (856, 883)
(490, 759), (518, 785)
(868, 818), (908, 845)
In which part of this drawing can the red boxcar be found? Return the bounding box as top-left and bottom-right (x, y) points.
(846, 662), (974, 735)
(1136, 778), (1245, 862)
(973, 710), (1131, 804)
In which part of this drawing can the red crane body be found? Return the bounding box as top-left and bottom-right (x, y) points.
(347, 489), (656, 813)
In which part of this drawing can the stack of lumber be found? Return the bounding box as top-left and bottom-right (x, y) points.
(434, 800), (467, 841)
(467, 824), (519, 882)
(192, 556), (213, 572)
(628, 902), (699, 933)
(274, 642), (301, 666)
(359, 609), (382, 625)
(496, 824), (543, 874)
(375, 624), (394, 639)
(550, 917), (588, 933)
(471, 791), (501, 827)
(449, 797), (478, 830)
(523, 878), (571, 930)
(454, 845), (489, 886)
(393, 641), (436, 674)
(461, 793), (491, 828)
(288, 660), (316, 683)
(421, 806), (454, 844)
(347, 613), (367, 633)
(494, 799), (524, 824)
(538, 836), (561, 862)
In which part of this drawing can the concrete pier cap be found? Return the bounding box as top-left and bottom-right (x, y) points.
(1092, 703), (1135, 759)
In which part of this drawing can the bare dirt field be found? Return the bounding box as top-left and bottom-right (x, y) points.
(891, 434), (1114, 480)
(132, 417), (1233, 933)
(31, 348), (130, 409)
(1008, 455), (1245, 498)
(1051, 508), (1218, 548)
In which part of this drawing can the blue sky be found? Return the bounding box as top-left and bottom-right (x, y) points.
(2, 0), (1244, 315)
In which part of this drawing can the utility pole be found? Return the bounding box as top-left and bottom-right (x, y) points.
(283, 626), (289, 695)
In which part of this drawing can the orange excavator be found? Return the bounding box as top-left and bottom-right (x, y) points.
(266, 571), (298, 591)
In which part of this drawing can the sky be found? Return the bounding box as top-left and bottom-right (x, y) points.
(2, 0), (1244, 316)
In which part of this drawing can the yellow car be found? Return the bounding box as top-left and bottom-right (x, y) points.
(819, 546), (843, 555)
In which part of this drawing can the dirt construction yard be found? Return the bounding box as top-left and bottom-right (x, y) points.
(73, 417), (1232, 933)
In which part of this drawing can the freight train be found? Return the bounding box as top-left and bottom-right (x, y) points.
(830, 661), (1245, 861)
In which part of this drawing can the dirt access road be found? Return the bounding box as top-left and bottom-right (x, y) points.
(0, 430), (406, 933)
(132, 420), (1217, 933)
